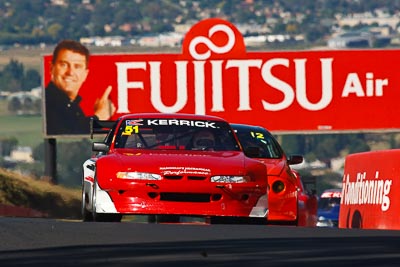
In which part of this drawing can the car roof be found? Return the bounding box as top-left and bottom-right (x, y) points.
(230, 123), (269, 132)
(320, 188), (342, 198)
(322, 188), (342, 193)
(118, 113), (228, 122)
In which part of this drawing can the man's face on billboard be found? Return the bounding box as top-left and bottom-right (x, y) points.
(51, 49), (89, 100)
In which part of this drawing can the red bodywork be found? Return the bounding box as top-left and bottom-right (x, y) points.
(84, 113), (268, 221)
(292, 170), (318, 227)
(231, 124), (317, 226)
(257, 157), (298, 222)
(95, 149), (267, 216)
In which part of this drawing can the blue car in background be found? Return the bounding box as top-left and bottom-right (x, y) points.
(316, 188), (342, 227)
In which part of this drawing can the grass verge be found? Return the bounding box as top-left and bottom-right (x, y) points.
(0, 114), (43, 148)
(0, 167), (81, 219)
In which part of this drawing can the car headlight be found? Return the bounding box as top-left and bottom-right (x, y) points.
(116, 172), (162, 180)
(211, 175), (249, 183)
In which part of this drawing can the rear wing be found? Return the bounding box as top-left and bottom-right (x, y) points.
(90, 117), (116, 139)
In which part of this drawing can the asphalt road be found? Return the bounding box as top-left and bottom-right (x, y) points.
(1, 217), (400, 266)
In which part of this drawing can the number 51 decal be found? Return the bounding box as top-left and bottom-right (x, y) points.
(122, 125), (139, 135)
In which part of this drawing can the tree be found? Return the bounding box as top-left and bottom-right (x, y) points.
(47, 23), (63, 40)
(23, 69), (41, 91)
(8, 97), (22, 113)
(0, 59), (40, 92)
(0, 137), (18, 156)
(3, 59), (24, 81)
(280, 134), (307, 155)
(56, 139), (93, 187)
(33, 98), (42, 114)
(32, 139), (93, 187)
(347, 135), (370, 153)
(0, 59), (24, 92)
(32, 141), (45, 162)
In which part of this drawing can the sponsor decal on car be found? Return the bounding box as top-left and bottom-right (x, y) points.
(160, 166), (211, 176)
(146, 119), (217, 128)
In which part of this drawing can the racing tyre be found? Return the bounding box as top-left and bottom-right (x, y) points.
(156, 215), (180, 223)
(82, 190), (93, 222)
(81, 174), (93, 222)
(147, 215), (157, 223)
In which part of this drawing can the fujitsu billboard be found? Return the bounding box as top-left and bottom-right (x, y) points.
(43, 18), (400, 136)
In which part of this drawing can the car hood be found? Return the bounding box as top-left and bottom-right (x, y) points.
(256, 158), (286, 176)
(105, 149), (252, 176)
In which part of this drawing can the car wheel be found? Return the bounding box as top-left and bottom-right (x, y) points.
(147, 215), (157, 223)
(156, 215), (180, 223)
(81, 185), (93, 222)
(81, 172), (93, 222)
(209, 215), (266, 225)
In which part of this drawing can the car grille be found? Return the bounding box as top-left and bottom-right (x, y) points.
(163, 175), (207, 180)
(148, 175), (217, 202)
(160, 193), (221, 202)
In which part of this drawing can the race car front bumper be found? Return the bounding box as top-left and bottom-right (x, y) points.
(94, 180), (268, 218)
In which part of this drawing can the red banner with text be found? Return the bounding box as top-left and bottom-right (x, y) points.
(43, 18), (400, 136)
(339, 149), (400, 230)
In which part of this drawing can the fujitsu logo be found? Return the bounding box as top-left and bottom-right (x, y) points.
(189, 24), (235, 60)
(114, 18), (389, 116)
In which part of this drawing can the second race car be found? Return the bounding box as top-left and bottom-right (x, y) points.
(82, 113), (268, 223)
(316, 188), (342, 227)
(231, 123), (317, 226)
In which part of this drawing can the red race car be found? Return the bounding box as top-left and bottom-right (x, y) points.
(231, 123), (317, 226)
(82, 113), (268, 223)
(292, 169), (318, 227)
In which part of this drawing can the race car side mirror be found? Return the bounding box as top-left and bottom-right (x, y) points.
(287, 155), (303, 165)
(92, 142), (109, 153)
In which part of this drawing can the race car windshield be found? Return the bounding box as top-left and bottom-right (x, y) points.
(114, 118), (241, 151)
(318, 197), (341, 211)
(235, 129), (282, 158)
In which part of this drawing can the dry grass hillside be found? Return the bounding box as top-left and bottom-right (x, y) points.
(0, 167), (81, 219)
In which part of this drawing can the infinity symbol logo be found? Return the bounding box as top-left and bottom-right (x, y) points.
(189, 24), (235, 60)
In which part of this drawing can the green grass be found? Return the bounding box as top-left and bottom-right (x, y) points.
(0, 99), (44, 148)
(0, 114), (44, 148)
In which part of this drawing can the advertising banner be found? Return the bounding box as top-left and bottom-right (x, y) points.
(339, 149), (400, 230)
(43, 18), (400, 136)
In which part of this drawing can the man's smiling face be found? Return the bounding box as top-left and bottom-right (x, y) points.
(50, 49), (89, 100)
